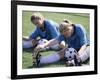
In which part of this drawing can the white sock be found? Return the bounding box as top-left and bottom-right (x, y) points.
(23, 40), (33, 48)
(40, 53), (60, 64)
(50, 44), (60, 50)
(79, 46), (90, 62)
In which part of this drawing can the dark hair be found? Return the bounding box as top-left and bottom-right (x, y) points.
(30, 12), (44, 22)
(62, 19), (75, 27)
(63, 19), (70, 23)
(31, 15), (35, 22)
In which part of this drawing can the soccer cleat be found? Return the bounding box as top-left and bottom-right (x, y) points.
(35, 53), (41, 67)
(74, 54), (82, 66)
(65, 54), (82, 66)
(32, 50), (41, 67)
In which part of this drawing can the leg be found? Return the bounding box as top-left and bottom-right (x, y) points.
(39, 48), (66, 64)
(23, 39), (38, 49)
(78, 46), (90, 62)
(23, 40), (33, 48)
(49, 41), (67, 51)
(50, 43), (60, 50)
(40, 52), (60, 64)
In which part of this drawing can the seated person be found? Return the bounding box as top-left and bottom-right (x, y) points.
(35, 19), (90, 66)
(23, 12), (60, 50)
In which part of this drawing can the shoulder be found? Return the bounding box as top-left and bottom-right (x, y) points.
(45, 19), (58, 25)
(75, 24), (85, 31)
(75, 24), (86, 34)
(56, 34), (64, 41)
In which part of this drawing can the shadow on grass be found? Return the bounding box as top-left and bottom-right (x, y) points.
(83, 58), (90, 65)
(23, 48), (34, 53)
(27, 59), (89, 69)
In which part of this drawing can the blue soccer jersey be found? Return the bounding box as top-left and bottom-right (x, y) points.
(56, 24), (89, 50)
(29, 20), (60, 40)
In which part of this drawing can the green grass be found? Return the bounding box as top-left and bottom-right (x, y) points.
(22, 11), (90, 69)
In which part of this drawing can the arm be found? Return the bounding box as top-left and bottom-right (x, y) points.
(44, 39), (59, 48)
(23, 27), (39, 40)
(77, 24), (88, 46)
(36, 38), (59, 50)
(77, 25), (89, 55)
(36, 34), (64, 50)
(29, 28), (39, 40)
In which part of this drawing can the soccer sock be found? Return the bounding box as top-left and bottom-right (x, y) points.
(40, 53), (60, 64)
(79, 46), (90, 62)
(23, 40), (33, 48)
(50, 44), (60, 50)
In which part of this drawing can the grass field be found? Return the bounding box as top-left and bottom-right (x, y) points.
(22, 11), (90, 69)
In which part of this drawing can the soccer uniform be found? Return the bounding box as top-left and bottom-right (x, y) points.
(23, 20), (60, 48)
(39, 24), (90, 65)
(29, 20), (60, 40)
(56, 24), (90, 62)
(56, 24), (89, 51)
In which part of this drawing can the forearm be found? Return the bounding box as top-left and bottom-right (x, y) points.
(44, 39), (59, 48)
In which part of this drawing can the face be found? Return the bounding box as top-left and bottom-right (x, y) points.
(60, 26), (73, 38)
(32, 18), (44, 27)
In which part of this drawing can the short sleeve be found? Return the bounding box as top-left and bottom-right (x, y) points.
(76, 24), (89, 46)
(56, 35), (65, 43)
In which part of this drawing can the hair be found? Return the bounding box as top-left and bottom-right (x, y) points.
(59, 19), (75, 32)
(62, 19), (75, 26)
(31, 12), (44, 22)
(63, 19), (70, 23)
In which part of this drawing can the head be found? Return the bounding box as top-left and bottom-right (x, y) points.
(31, 12), (45, 27)
(59, 19), (74, 38)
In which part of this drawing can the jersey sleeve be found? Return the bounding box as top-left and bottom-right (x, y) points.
(76, 24), (89, 46)
(55, 35), (64, 43)
(29, 28), (39, 39)
(47, 20), (60, 38)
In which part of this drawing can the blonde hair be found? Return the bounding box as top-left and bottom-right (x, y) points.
(59, 19), (74, 32)
(31, 12), (44, 22)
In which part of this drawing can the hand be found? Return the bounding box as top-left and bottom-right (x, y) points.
(22, 36), (30, 41)
(59, 41), (68, 49)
